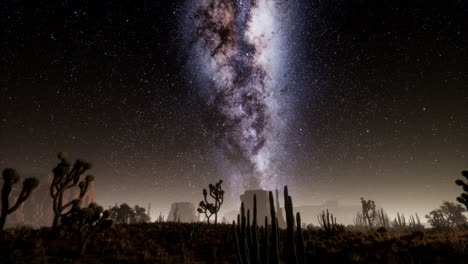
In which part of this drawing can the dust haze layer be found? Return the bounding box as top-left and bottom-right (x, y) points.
(180, 0), (302, 193)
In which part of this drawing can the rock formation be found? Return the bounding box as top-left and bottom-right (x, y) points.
(167, 202), (197, 222)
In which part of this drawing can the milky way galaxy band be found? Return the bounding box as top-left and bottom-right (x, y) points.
(180, 0), (301, 192)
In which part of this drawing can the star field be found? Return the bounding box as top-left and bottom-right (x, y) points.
(0, 1), (467, 219)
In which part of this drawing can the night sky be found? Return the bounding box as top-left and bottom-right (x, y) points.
(1, 0), (467, 220)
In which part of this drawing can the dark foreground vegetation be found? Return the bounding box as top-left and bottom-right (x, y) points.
(1, 153), (467, 263)
(0, 223), (467, 263)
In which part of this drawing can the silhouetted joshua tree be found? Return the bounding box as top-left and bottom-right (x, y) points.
(360, 197), (377, 229)
(197, 180), (224, 224)
(50, 153), (94, 229)
(455, 170), (468, 210)
(61, 202), (113, 256)
(1, 169), (39, 230)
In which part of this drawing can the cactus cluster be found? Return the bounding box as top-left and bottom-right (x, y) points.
(197, 180), (224, 224)
(393, 212), (406, 228)
(318, 209), (343, 233)
(1, 169), (39, 230)
(455, 170), (468, 210)
(233, 186), (306, 264)
(408, 214), (422, 228)
(376, 208), (390, 229)
(392, 212), (419, 229)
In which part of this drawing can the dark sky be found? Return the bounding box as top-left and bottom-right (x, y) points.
(1, 0), (467, 220)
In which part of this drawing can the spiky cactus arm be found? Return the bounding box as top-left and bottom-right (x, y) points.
(455, 171), (468, 210)
(1, 169), (39, 230)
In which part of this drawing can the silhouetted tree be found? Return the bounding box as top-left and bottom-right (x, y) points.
(426, 209), (447, 229)
(1, 169), (39, 230)
(426, 201), (467, 229)
(111, 203), (132, 224)
(134, 205), (151, 223)
(197, 180), (224, 224)
(109, 203), (150, 224)
(61, 202), (113, 256)
(360, 197), (376, 229)
(50, 153), (94, 229)
(455, 171), (468, 210)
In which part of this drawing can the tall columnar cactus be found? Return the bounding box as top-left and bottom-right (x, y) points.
(455, 171), (468, 210)
(250, 195), (259, 264)
(197, 180), (224, 224)
(393, 212), (407, 229)
(376, 208), (390, 229)
(296, 212), (306, 264)
(50, 153), (94, 228)
(268, 191), (280, 264)
(318, 209), (339, 233)
(408, 213), (422, 229)
(284, 186), (297, 264)
(235, 202), (250, 264)
(275, 189), (286, 228)
(1, 169), (39, 230)
(261, 217), (269, 263)
(233, 187), (305, 264)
